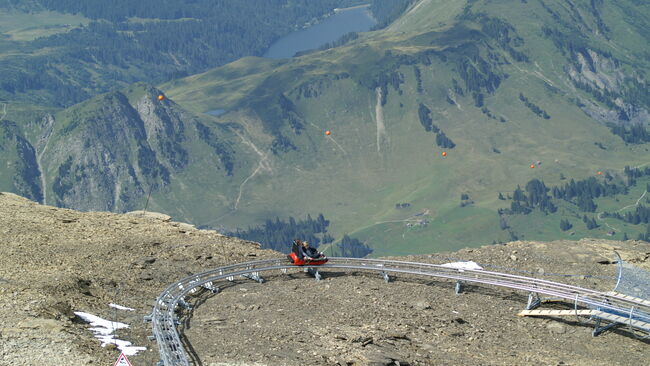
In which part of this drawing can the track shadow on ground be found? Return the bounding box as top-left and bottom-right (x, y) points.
(520, 301), (650, 344)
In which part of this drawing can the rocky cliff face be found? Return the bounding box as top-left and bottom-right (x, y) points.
(33, 83), (240, 213)
(0, 120), (42, 202)
(44, 89), (173, 211)
(567, 48), (650, 126)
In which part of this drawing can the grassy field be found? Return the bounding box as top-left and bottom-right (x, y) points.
(153, 0), (650, 255)
(0, 9), (88, 41)
(161, 60), (648, 255)
(503, 176), (650, 242)
(2, 0), (648, 256)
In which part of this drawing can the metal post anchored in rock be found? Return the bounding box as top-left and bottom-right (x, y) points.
(142, 184), (154, 216)
(241, 272), (264, 283)
(381, 271), (391, 283)
(526, 292), (541, 310)
(455, 280), (463, 295)
(304, 267), (322, 281)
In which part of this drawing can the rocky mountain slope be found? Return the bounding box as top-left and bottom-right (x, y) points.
(39, 83), (249, 213)
(1, 83), (257, 215)
(0, 192), (648, 365)
(0, 192), (276, 365)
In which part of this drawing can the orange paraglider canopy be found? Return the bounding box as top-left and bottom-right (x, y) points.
(441, 151), (447, 157)
(157, 95), (165, 101)
(325, 130), (331, 136)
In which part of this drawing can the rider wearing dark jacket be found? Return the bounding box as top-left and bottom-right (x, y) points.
(292, 239), (304, 259)
(302, 241), (322, 260)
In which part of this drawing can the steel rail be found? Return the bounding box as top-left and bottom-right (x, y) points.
(150, 257), (650, 366)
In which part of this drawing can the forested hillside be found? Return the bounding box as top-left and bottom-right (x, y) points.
(499, 166), (650, 243)
(229, 213), (372, 257)
(0, 0), (407, 107)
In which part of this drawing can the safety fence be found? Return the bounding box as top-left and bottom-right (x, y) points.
(614, 252), (650, 303)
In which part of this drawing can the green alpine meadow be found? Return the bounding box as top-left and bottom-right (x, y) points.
(1, 0), (649, 256)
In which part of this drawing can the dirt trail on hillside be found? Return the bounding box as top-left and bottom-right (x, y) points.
(597, 189), (649, 232)
(232, 129), (271, 211)
(374, 87), (389, 155)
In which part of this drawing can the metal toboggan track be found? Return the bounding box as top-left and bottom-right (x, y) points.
(148, 257), (650, 366)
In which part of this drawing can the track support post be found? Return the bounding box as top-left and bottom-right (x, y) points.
(177, 297), (191, 310)
(241, 272), (264, 283)
(381, 271), (391, 283)
(202, 281), (220, 293)
(526, 292), (541, 310)
(304, 267), (322, 281)
(592, 318), (618, 336)
(455, 281), (463, 295)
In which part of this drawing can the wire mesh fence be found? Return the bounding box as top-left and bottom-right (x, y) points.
(614, 252), (650, 301)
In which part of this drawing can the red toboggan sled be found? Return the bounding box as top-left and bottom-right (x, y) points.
(288, 251), (328, 266)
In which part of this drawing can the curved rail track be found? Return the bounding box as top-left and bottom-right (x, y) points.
(149, 257), (650, 366)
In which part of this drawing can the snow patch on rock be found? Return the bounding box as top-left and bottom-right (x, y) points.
(74, 311), (146, 356)
(109, 303), (135, 311)
(441, 261), (483, 271)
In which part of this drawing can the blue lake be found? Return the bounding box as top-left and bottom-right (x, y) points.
(205, 7), (376, 116)
(263, 6), (377, 59)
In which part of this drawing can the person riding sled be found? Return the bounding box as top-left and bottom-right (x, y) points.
(288, 239), (328, 265)
(289, 239), (304, 260)
(301, 241), (324, 261)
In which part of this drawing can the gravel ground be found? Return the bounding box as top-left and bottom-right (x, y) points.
(183, 240), (649, 366)
(0, 192), (275, 366)
(0, 192), (648, 366)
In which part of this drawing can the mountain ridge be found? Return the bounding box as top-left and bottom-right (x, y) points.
(1, 0), (650, 255)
